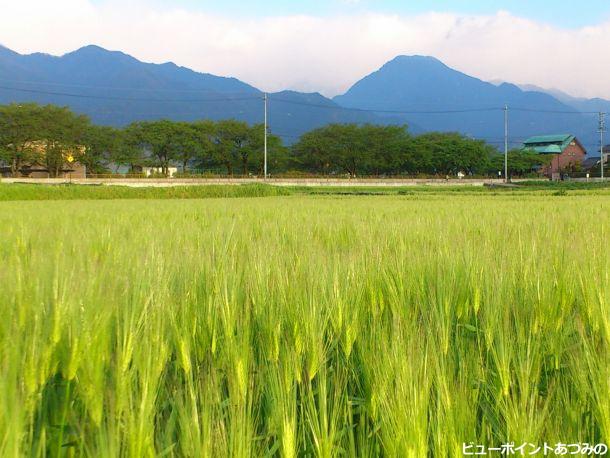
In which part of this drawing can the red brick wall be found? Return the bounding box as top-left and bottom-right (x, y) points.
(543, 141), (586, 176)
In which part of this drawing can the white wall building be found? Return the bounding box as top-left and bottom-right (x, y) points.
(142, 167), (178, 178)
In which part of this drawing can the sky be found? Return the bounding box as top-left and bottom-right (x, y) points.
(2, 0), (610, 98)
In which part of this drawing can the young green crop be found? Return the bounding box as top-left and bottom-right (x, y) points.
(0, 183), (289, 201)
(0, 193), (608, 456)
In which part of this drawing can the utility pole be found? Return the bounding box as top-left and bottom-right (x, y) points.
(504, 104), (509, 183)
(264, 93), (268, 180)
(599, 112), (606, 181)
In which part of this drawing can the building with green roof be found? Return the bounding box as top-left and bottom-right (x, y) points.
(522, 134), (586, 177)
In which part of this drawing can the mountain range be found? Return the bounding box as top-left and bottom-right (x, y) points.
(0, 44), (604, 153)
(515, 83), (610, 115)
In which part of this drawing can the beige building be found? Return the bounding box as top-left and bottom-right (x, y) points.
(1, 141), (87, 178)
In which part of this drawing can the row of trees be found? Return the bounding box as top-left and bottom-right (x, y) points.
(0, 104), (284, 177)
(0, 103), (549, 177)
(86, 119), (285, 176)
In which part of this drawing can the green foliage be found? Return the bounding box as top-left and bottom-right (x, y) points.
(0, 103), (90, 177)
(1, 103), (559, 178)
(292, 125), (496, 176)
(0, 104), (287, 178)
(37, 105), (90, 177)
(204, 120), (286, 176)
(127, 120), (201, 176)
(489, 148), (551, 177)
(81, 125), (120, 174)
(211, 119), (252, 175)
(0, 103), (44, 176)
(412, 132), (496, 175)
(0, 195), (608, 455)
(293, 124), (409, 176)
(0, 183), (288, 201)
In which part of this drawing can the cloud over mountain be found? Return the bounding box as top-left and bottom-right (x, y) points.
(1, 1), (609, 99)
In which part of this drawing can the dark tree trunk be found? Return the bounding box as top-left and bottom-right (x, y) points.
(11, 157), (20, 178)
(161, 156), (169, 177)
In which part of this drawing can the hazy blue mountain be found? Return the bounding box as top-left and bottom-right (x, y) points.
(516, 83), (580, 104)
(266, 90), (383, 140)
(0, 44), (258, 93)
(0, 45), (381, 142)
(0, 45), (604, 151)
(334, 56), (600, 153)
(517, 83), (610, 116)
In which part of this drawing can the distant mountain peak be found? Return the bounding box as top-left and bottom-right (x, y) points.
(333, 54), (600, 151)
(62, 44), (137, 63)
(73, 44), (108, 53)
(0, 44), (19, 57)
(387, 55), (442, 63)
(275, 90), (329, 100)
(0, 43), (373, 142)
(381, 55), (447, 70)
(63, 44), (112, 57)
(333, 54), (486, 110)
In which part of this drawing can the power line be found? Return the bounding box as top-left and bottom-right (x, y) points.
(3, 83), (601, 118)
(1, 79), (604, 116)
(510, 107), (600, 115)
(78, 107), (256, 116)
(1, 82), (603, 168)
(0, 77), (260, 96)
(0, 85), (261, 103)
(269, 96), (503, 115)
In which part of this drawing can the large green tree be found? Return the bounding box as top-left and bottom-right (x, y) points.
(129, 120), (201, 176)
(130, 120), (173, 175)
(326, 124), (370, 177)
(113, 125), (146, 173)
(38, 106), (90, 177)
(291, 128), (335, 174)
(244, 124), (286, 176)
(172, 122), (203, 173)
(0, 104), (45, 177)
(411, 132), (494, 175)
(190, 120), (216, 173)
(82, 125), (122, 174)
(212, 120), (249, 176)
(293, 124), (411, 176)
(0, 104), (91, 177)
(193, 121), (285, 176)
(293, 124), (372, 177)
(363, 124), (411, 175)
(489, 148), (550, 177)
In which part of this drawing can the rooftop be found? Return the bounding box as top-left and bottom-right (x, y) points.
(523, 134), (573, 145)
(522, 134), (580, 155)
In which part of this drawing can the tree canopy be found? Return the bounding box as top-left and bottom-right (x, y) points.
(0, 103), (552, 178)
(0, 104), (90, 177)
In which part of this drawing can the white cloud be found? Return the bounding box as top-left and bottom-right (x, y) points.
(1, 0), (609, 99)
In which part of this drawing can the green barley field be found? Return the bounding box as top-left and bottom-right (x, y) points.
(0, 186), (609, 456)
